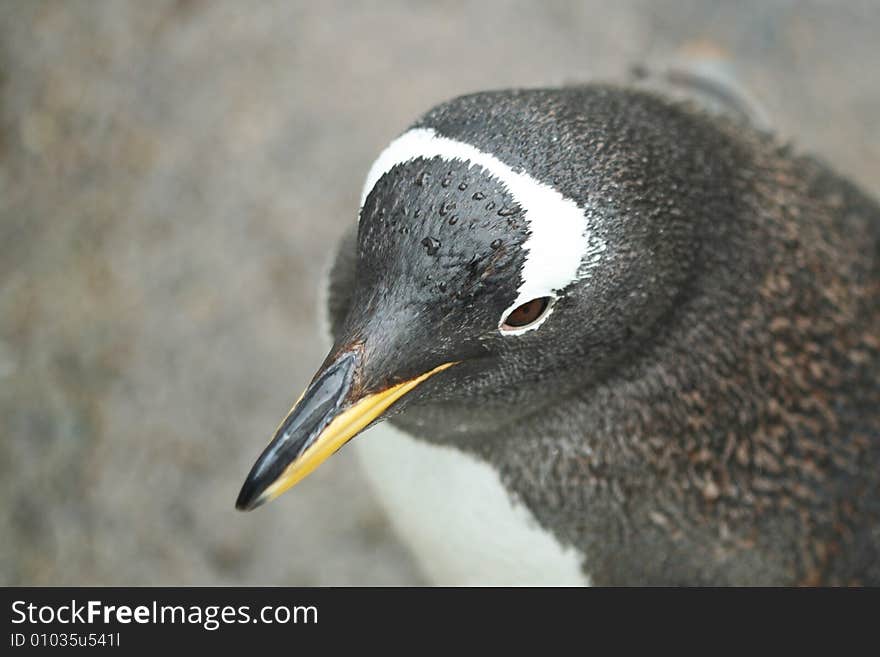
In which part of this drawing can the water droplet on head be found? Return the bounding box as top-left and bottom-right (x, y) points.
(458, 181), (468, 191)
(414, 208), (421, 218)
(497, 204), (520, 217)
(441, 177), (452, 188)
(438, 281), (447, 292)
(448, 215), (458, 225)
(417, 172), (431, 186)
(420, 236), (441, 256)
(472, 191), (485, 201)
(490, 238), (503, 249)
(485, 201), (496, 211)
(439, 201), (456, 216)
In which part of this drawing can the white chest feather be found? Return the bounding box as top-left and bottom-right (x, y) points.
(354, 422), (590, 586)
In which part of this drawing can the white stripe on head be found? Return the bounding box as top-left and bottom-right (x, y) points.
(361, 127), (605, 335)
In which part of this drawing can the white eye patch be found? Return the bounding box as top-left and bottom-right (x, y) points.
(361, 127), (605, 335)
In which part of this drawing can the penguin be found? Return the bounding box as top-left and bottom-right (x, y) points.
(236, 83), (880, 586)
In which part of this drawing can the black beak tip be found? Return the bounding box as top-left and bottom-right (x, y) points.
(235, 473), (268, 512)
(235, 350), (360, 512)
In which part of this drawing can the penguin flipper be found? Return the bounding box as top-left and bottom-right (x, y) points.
(628, 60), (771, 132)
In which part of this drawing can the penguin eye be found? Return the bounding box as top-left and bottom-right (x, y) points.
(500, 296), (553, 332)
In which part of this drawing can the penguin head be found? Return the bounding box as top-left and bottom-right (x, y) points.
(237, 87), (714, 509)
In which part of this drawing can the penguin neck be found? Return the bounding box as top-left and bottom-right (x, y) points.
(388, 328), (710, 456)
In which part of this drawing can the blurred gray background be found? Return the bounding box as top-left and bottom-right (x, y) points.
(1, 0), (878, 585)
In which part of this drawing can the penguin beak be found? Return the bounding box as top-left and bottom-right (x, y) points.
(235, 349), (456, 510)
